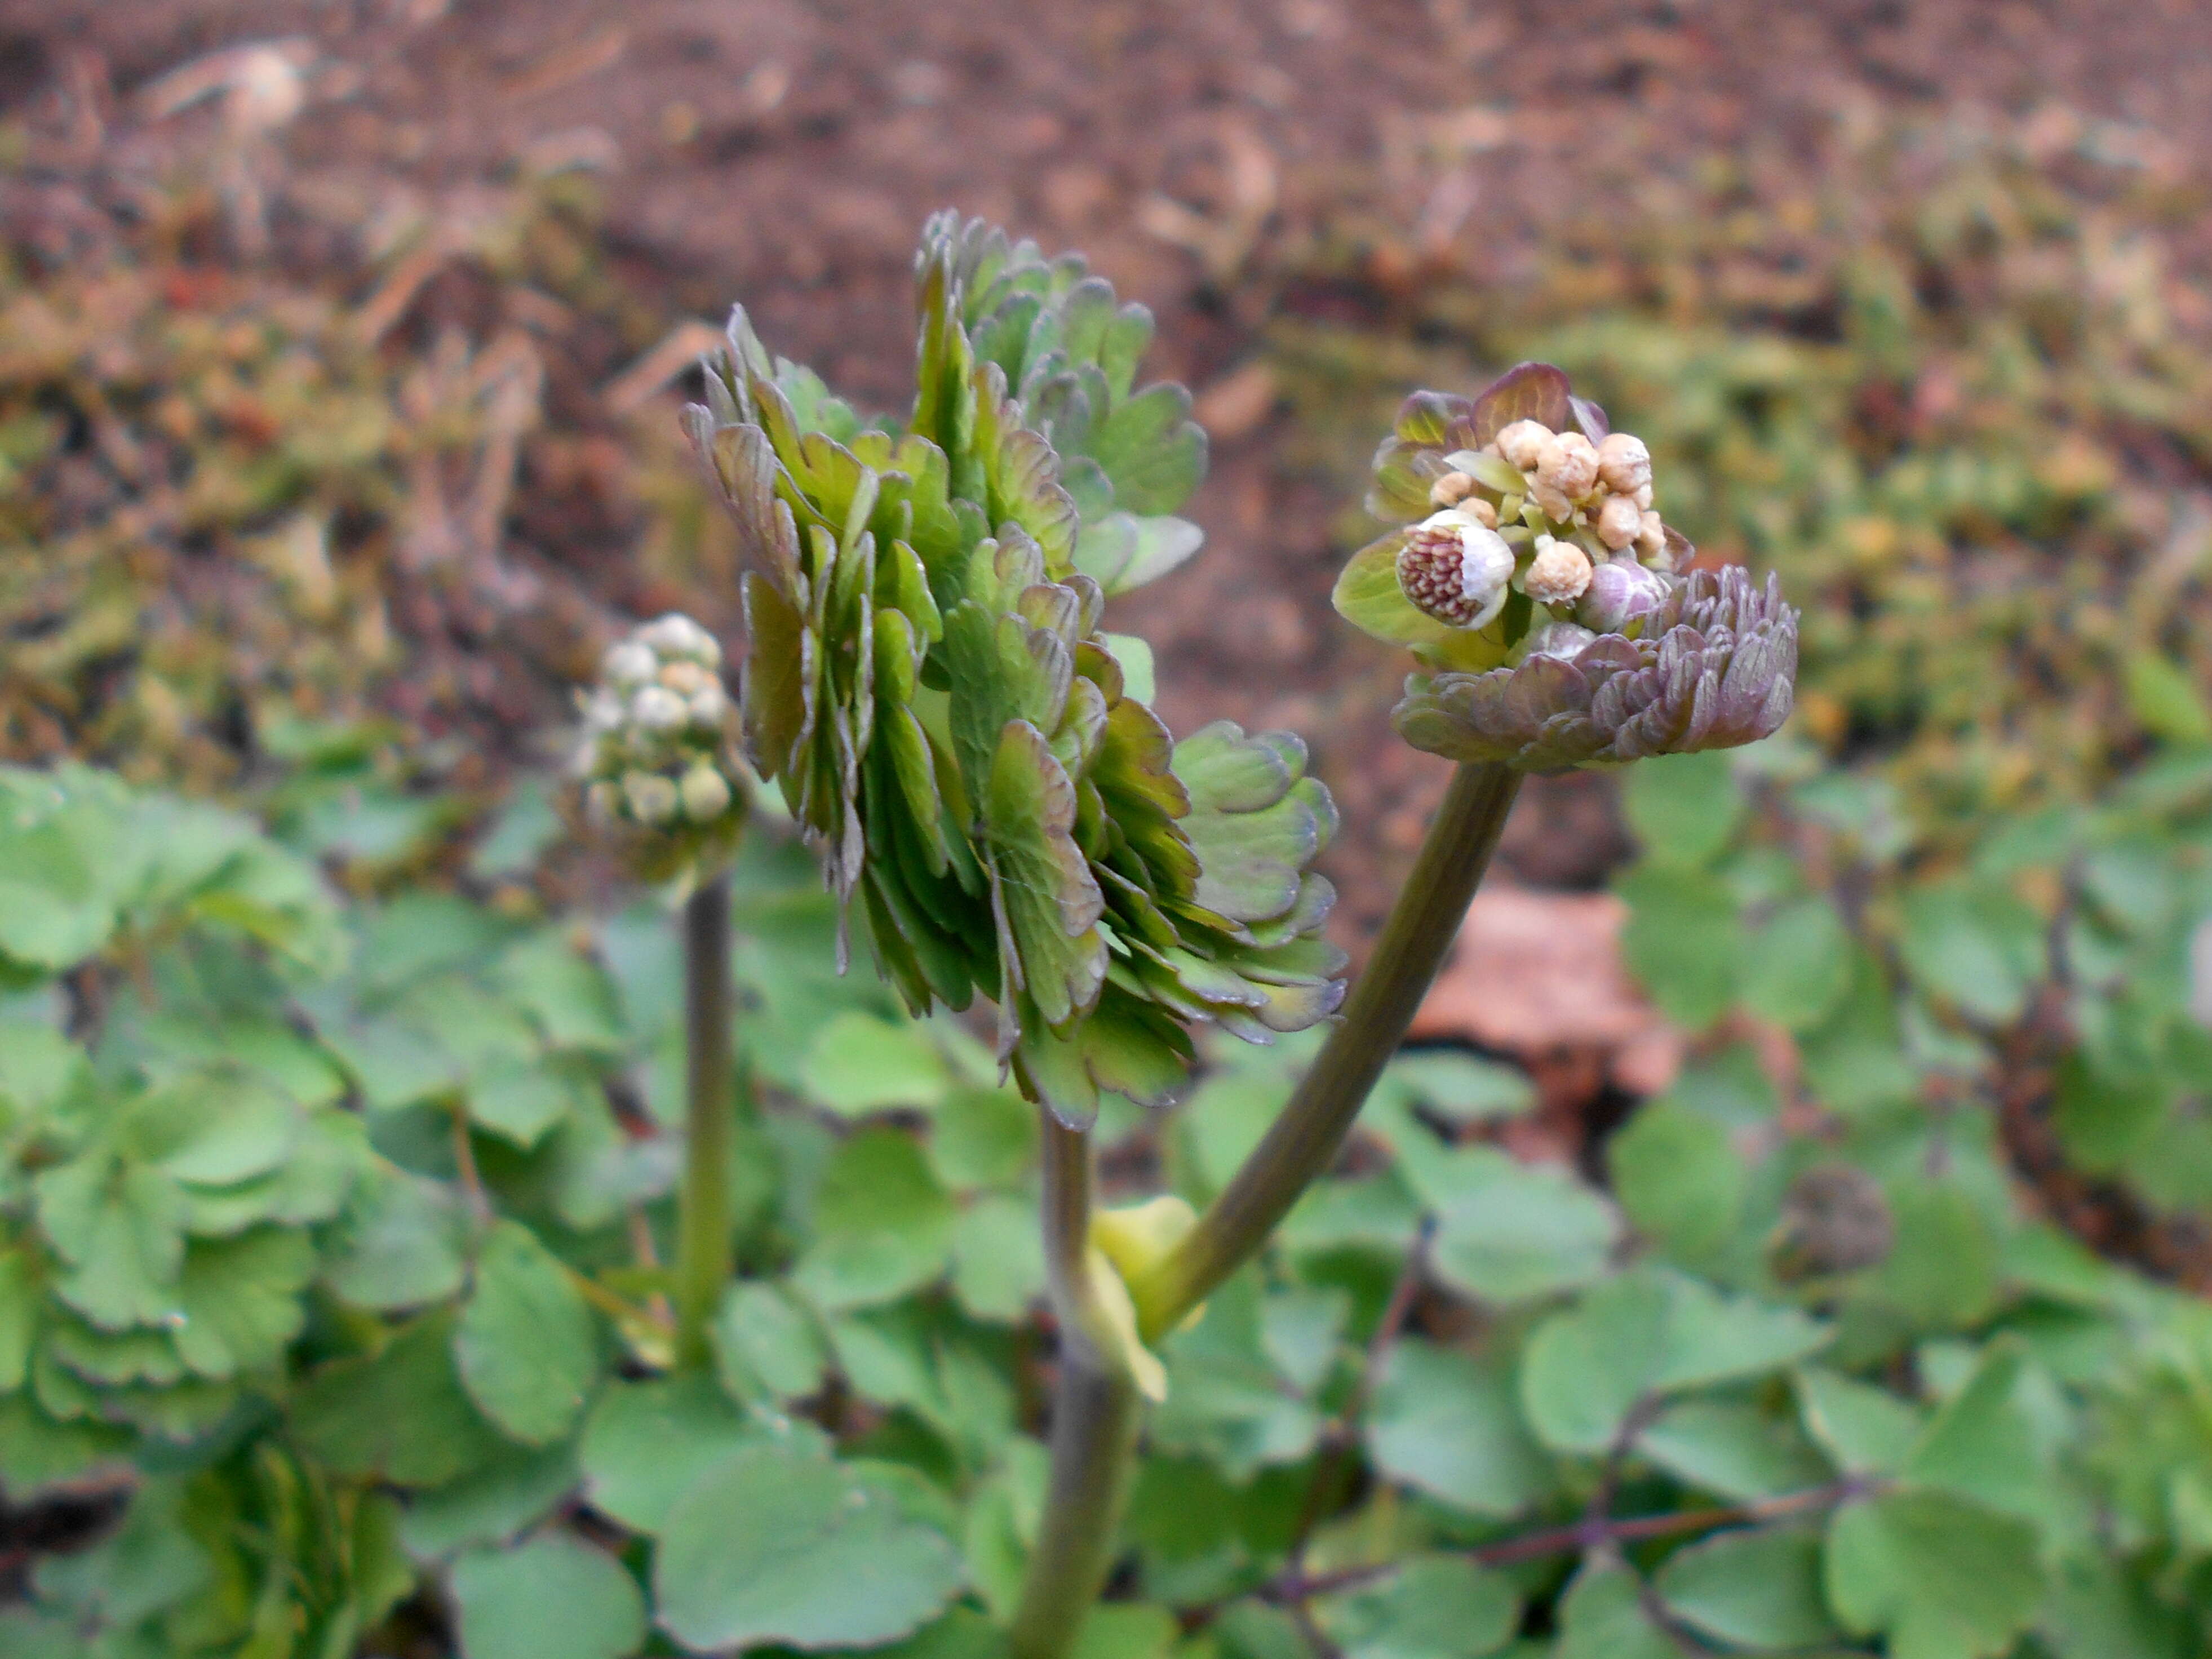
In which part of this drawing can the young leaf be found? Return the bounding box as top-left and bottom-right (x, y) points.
(1824, 1489), (2043, 1659)
(1654, 1525), (1841, 1651)
(1364, 1340), (1551, 1518)
(453, 1221), (600, 1446)
(1314, 1556), (1520, 1659)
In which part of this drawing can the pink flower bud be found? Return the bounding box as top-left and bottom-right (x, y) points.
(1595, 493), (1643, 551)
(1496, 419), (1551, 473)
(1597, 432), (1652, 498)
(1575, 557), (1672, 633)
(1523, 536), (1593, 606)
(1536, 431), (1599, 502)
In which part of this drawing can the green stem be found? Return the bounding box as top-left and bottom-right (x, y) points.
(1129, 761), (1522, 1342)
(1010, 1116), (1143, 1659)
(672, 873), (735, 1369)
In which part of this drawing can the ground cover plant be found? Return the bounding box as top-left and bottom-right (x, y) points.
(5, 115), (2212, 1659)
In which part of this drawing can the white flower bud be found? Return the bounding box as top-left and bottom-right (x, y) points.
(631, 685), (689, 731)
(623, 770), (680, 825)
(1397, 510), (1517, 629)
(570, 735), (604, 779)
(1523, 535), (1593, 606)
(679, 764), (733, 823)
(1636, 509), (1668, 561)
(1496, 419), (1551, 473)
(1595, 493), (1644, 552)
(584, 780), (621, 824)
(582, 688), (625, 732)
(639, 613), (716, 663)
(1466, 496), (1499, 529)
(1634, 482), (1654, 511)
(602, 640), (657, 687)
(689, 682), (729, 728)
(1429, 469), (1474, 508)
(1597, 432), (1652, 498)
(1535, 431), (1599, 503)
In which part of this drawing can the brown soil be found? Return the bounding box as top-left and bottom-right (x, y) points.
(11, 0), (2212, 938)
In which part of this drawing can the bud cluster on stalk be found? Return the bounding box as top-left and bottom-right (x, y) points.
(1337, 362), (1799, 771)
(574, 613), (748, 880)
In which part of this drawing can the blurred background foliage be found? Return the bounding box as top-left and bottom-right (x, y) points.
(5, 15), (2212, 1659)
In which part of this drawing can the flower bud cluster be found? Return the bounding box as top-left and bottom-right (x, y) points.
(573, 614), (746, 874)
(1404, 416), (1681, 646)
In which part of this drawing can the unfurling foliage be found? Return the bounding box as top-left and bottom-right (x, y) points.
(682, 215), (1344, 1127)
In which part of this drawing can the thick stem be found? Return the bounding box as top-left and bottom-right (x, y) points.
(1130, 761), (1522, 1342)
(672, 873), (735, 1369)
(1009, 1117), (1143, 1659)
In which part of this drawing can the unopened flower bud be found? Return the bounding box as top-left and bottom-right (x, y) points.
(679, 764), (734, 823)
(1634, 482), (1654, 511)
(659, 659), (711, 696)
(623, 770), (680, 825)
(585, 780), (621, 824)
(1575, 558), (1672, 633)
(640, 613), (718, 663)
(1521, 620), (1598, 660)
(1397, 510), (1517, 629)
(1466, 496), (1499, 529)
(1523, 535), (1593, 606)
(1496, 419), (1551, 473)
(571, 735), (604, 779)
(1597, 432), (1652, 498)
(1536, 431), (1599, 503)
(632, 685), (689, 731)
(689, 682), (730, 728)
(1595, 493), (1643, 552)
(603, 640), (657, 687)
(1636, 509), (1668, 561)
(1429, 469), (1475, 508)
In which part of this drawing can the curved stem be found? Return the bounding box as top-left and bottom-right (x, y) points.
(1010, 1116), (1143, 1659)
(672, 873), (735, 1369)
(1129, 761), (1521, 1342)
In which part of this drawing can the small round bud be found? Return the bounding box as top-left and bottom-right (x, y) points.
(640, 613), (717, 663)
(585, 780), (621, 824)
(570, 735), (604, 779)
(1496, 419), (1550, 473)
(602, 640), (657, 687)
(689, 682), (730, 728)
(1575, 558), (1673, 633)
(1520, 620), (1598, 661)
(1466, 496), (1499, 529)
(1636, 509), (1668, 560)
(1535, 431), (1599, 503)
(631, 685), (689, 731)
(623, 770), (680, 825)
(1523, 535), (1593, 606)
(1595, 493), (1644, 552)
(659, 659), (711, 696)
(1428, 469), (1474, 508)
(679, 764), (734, 823)
(1596, 432), (1652, 498)
(1397, 511), (1517, 629)
(1634, 482), (1654, 511)
(581, 687), (625, 733)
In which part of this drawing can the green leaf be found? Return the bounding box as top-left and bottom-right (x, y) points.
(929, 1084), (1038, 1190)
(1520, 1270), (1830, 1454)
(1824, 1490), (2043, 1659)
(0, 1248), (38, 1391)
(169, 1226), (317, 1378)
(1896, 879), (2046, 1025)
(1795, 1367), (1924, 1475)
(495, 933), (627, 1052)
(467, 1059), (578, 1148)
(1740, 897), (1854, 1031)
(1608, 1099), (1745, 1264)
(1623, 750), (1744, 868)
(1365, 1339), (1550, 1518)
(1617, 862), (1744, 1029)
(126, 1068), (300, 1186)
(800, 1011), (951, 1117)
(39, 1156), (187, 1330)
(449, 1533), (645, 1659)
(1070, 1602), (1178, 1659)
(401, 1440), (579, 1560)
(951, 1193), (1047, 1323)
(1654, 1525), (1841, 1651)
(654, 1442), (964, 1652)
(1331, 531), (1451, 649)
(30, 1475), (210, 1630)
(1314, 1556), (1519, 1659)
(794, 1127), (956, 1310)
(1902, 1345), (2047, 1522)
(320, 1162), (468, 1311)
(454, 1221), (600, 1445)
(1410, 1147), (1619, 1306)
(1641, 1396), (1832, 1501)
(580, 1373), (781, 1533)
(715, 1280), (829, 1401)
(291, 1310), (511, 1487)
(2122, 650), (2212, 744)
(1553, 1560), (1678, 1659)
(1869, 1179), (2001, 1329)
